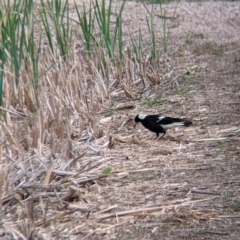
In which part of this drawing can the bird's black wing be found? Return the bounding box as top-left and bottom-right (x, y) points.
(141, 116), (165, 133)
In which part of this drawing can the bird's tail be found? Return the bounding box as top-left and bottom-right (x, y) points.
(182, 119), (192, 127)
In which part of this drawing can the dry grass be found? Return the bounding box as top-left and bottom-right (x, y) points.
(1, 1), (240, 239)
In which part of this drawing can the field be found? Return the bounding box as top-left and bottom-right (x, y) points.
(1, 1), (240, 239)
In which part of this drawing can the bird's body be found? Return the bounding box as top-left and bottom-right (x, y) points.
(134, 114), (192, 139)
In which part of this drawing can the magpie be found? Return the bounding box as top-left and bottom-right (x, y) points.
(134, 114), (192, 140)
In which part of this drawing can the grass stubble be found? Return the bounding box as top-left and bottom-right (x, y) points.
(1, 0), (240, 239)
(0, 0), (173, 238)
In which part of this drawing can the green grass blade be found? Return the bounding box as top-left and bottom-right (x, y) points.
(75, 1), (95, 57)
(40, 0), (55, 55)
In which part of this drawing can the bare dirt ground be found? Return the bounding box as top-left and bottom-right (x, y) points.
(2, 1), (240, 239)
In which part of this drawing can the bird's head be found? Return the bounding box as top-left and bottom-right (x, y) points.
(134, 114), (146, 127)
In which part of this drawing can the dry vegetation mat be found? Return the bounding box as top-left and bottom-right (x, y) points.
(1, 0), (240, 239)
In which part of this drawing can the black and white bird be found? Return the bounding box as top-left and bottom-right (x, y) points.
(134, 114), (192, 140)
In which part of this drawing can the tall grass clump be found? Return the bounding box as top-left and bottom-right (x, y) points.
(40, 0), (72, 60)
(158, 2), (168, 54)
(130, 27), (144, 65)
(123, 0), (169, 90)
(144, 0), (168, 58)
(75, 0), (126, 62)
(75, 1), (95, 57)
(0, 1), (28, 87)
(0, 0), (41, 109)
(94, 0), (125, 61)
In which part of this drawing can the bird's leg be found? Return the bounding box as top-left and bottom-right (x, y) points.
(158, 131), (166, 140)
(155, 132), (159, 139)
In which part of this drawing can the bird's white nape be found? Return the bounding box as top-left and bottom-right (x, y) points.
(157, 116), (165, 121)
(138, 114), (147, 120)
